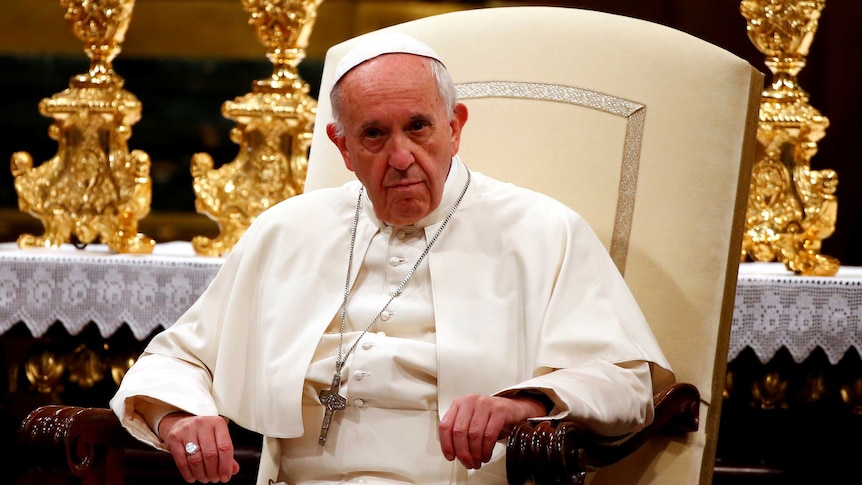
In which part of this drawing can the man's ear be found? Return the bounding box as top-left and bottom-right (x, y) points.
(326, 122), (355, 172)
(450, 103), (469, 156)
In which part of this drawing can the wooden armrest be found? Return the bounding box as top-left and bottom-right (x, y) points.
(17, 405), (263, 485)
(18, 384), (697, 484)
(16, 405), (144, 484)
(505, 382), (700, 485)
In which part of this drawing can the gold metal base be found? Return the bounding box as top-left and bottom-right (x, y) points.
(190, 0), (322, 256)
(10, 0), (154, 254)
(740, 0), (838, 276)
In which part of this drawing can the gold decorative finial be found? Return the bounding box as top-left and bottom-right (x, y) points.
(751, 371), (789, 410)
(10, 0), (155, 254)
(740, 0), (838, 276)
(841, 378), (862, 415)
(190, 0), (323, 256)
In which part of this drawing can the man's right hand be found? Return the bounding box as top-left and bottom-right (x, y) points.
(158, 411), (240, 483)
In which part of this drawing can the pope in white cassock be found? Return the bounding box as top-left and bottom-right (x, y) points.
(110, 32), (675, 485)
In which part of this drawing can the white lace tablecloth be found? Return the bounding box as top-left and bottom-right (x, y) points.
(3, 244), (861, 364)
(0, 242), (223, 340)
(730, 262), (862, 365)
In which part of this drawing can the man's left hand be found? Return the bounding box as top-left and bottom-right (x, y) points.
(438, 394), (547, 469)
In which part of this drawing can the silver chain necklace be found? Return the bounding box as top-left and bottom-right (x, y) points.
(317, 167), (471, 445)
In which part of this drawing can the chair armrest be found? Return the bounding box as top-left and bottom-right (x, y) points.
(17, 404), (264, 484)
(505, 382), (700, 485)
(18, 384), (698, 485)
(16, 405), (146, 484)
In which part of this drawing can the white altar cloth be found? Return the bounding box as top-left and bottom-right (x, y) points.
(0, 242), (223, 339)
(3, 243), (861, 365)
(730, 262), (862, 364)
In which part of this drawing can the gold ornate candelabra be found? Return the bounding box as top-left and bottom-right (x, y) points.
(10, 0), (154, 254)
(190, 0), (322, 256)
(740, 0), (838, 276)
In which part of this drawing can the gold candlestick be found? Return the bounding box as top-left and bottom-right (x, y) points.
(740, 0), (838, 276)
(10, 0), (155, 254)
(190, 0), (323, 256)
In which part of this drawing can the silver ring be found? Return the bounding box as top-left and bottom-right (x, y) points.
(184, 441), (199, 456)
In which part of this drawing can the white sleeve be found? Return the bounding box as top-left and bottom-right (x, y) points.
(495, 360), (654, 437)
(109, 353), (220, 448)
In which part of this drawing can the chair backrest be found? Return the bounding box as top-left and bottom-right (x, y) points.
(306, 6), (762, 485)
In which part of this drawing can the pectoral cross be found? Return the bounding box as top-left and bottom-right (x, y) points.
(318, 371), (346, 446)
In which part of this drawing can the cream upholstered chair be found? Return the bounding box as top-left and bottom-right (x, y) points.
(306, 6), (763, 485)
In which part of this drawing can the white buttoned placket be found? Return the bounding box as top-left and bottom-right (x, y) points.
(291, 222), (451, 483)
(337, 222), (438, 410)
(287, 159), (470, 484)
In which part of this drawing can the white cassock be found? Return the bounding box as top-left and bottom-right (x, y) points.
(111, 156), (674, 485)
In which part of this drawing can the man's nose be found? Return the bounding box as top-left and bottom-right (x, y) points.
(387, 134), (415, 170)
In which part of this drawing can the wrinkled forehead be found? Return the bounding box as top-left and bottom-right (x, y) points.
(337, 57), (444, 121)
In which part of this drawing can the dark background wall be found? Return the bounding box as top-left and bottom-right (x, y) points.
(1, 0), (859, 264)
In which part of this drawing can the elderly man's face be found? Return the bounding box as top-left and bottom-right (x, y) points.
(326, 53), (468, 226)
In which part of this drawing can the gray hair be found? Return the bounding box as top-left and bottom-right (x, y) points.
(329, 57), (457, 138)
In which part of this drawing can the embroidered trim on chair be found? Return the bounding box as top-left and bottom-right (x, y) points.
(456, 81), (645, 275)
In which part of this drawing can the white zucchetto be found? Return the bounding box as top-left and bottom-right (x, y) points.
(332, 31), (445, 85)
